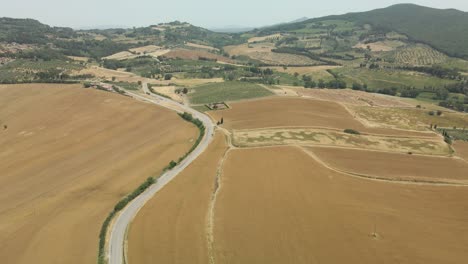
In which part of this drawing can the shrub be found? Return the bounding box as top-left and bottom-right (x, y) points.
(344, 129), (360, 135)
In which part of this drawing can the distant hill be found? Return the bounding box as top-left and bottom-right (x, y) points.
(0, 17), (75, 44)
(261, 4), (468, 58)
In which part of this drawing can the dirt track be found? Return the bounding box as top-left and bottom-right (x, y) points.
(127, 132), (228, 264)
(0, 84), (197, 264)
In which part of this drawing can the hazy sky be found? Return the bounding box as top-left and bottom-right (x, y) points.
(1, 0), (467, 29)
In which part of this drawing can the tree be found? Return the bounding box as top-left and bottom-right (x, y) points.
(164, 74), (173, 80)
(182, 87), (188, 94)
(318, 79), (326, 88)
(112, 76), (116, 81)
(294, 72), (299, 77)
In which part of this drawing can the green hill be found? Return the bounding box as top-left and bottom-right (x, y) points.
(261, 4), (468, 58)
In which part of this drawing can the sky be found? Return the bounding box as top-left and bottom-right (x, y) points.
(1, 0), (467, 29)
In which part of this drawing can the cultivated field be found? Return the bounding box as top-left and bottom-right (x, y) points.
(209, 97), (437, 137)
(299, 88), (413, 107)
(127, 132), (228, 264)
(213, 146), (468, 264)
(0, 84), (197, 264)
(310, 146), (468, 184)
(189, 81), (274, 105)
(233, 128), (449, 155)
(391, 44), (447, 66)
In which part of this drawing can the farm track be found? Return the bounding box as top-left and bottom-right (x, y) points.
(107, 83), (215, 264)
(298, 146), (468, 186)
(206, 137), (232, 264)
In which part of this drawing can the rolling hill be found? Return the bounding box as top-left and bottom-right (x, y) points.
(260, 4), (468, 58)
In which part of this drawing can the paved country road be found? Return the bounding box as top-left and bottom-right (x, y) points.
(108, 83), (215, 264)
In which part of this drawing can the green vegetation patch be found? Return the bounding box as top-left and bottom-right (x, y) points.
(188, 81), (273, 104)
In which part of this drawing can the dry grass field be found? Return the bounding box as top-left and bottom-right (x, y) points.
(213, 146), (468, 264)
(0, 84), (197, 264)
(209, 97), (437, 137)
(233, 128), (449, 155)
(299, 88), (413, 107)
(127, 132), (228, 264)
(352, 106), (468, 131)
(310, 146), (468, 184)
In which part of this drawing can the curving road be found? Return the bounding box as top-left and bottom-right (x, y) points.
(108, 83), (215, 264)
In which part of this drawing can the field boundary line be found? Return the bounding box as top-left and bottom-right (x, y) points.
(297, 146), (468, 187)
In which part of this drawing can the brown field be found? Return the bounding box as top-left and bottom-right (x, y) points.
(224, 43), (320, 65)
(213, 146), (468, 264)
(310, 146), (468, 184)
(299, 88), (413, 107)
(352, 106), (468, 131)
(0, 84), (197, 264)
(233, 128), (450, 155)
(209, 97), (437, 137)
(454, 141), (468, 162)
(163, 48), (233, 63)
(127, 132), (228, 264)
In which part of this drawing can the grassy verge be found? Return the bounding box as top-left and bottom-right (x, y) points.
(97, 112), (205, 264)
(148, 85), (172, 99)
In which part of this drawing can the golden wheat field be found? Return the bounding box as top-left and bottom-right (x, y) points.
(0, 84), (197, 264)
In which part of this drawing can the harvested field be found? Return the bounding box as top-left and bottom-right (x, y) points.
(209, 97), (437, 137)
(353, 40), (406, 52)
(248, 33), (282, 43)
(233, 128), (450, 155)
(67, 56), (89, 62)
(103, 51), (137, 60)
(352, 106), (468, 131)
(129, 45), (163, 54)
(171, 77), (224, 87)
(225, 43), (320, 66)
(299, 88), (413, 107)
(186, 42), (219, 51)
(310, 146), (468, 184)
(213, 146), (468, 264)
(454, 141), (468, 162)
(163, 48), (232, 63)
(127, 132), (228, 264)
(0, 84), (197, 264)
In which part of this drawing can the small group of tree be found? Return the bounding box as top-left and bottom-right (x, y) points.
(216, 117), (224, 126)
(441, 130), (452, 145)
(428, 110), (443, 116)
